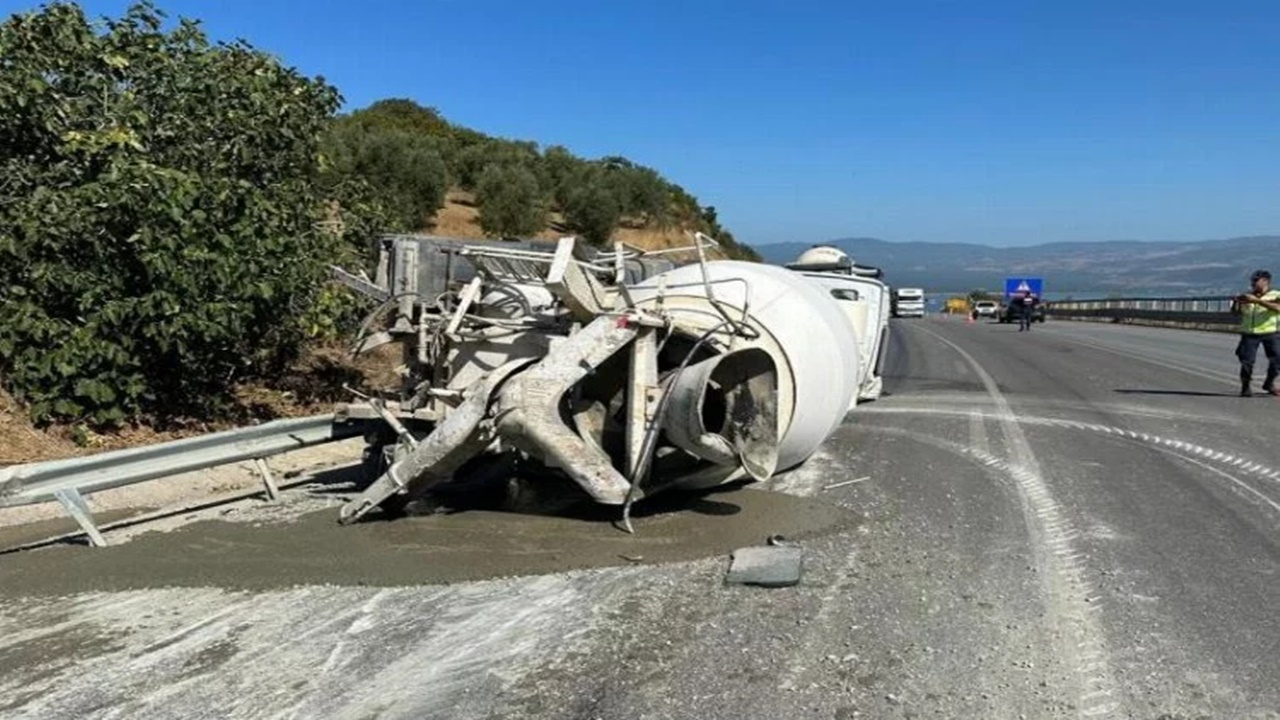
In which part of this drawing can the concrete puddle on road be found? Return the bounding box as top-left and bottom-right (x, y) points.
(0, 485), (856, 595)
(0, 507), (152, 551)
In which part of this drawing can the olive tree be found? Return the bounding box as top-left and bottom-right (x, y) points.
(476, 164), (547, 238)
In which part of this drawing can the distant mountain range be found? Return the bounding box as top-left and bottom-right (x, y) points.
(753, 236), (1280, 297)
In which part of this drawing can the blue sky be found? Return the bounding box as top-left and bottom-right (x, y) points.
(7, 1), (1280, 247)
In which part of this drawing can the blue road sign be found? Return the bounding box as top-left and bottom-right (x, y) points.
(1004, 277), (1044, 298)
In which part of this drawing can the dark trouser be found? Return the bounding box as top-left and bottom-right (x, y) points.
(1018, 309), (1032, 331)
(1235, 332), (1280, 388)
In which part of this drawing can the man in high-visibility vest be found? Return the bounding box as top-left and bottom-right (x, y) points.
(1230, 269), (1280, 397)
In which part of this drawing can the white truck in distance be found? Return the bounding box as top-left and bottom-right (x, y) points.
(892, 287), (925, 318)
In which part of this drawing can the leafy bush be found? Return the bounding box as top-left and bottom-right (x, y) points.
(0, 2), (352, 425)
(476, 164), (547, 238)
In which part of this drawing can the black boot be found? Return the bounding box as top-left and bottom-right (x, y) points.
(1242, 369), (1254, 397)
(1264, 370), (1278, 395)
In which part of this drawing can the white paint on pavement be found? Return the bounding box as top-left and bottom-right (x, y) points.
(0, 568), (648, 720)
(914, 324), (1122, 719)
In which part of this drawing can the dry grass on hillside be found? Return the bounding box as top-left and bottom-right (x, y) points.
(428, 189), (722, 258)
(0, 388), (79, 465)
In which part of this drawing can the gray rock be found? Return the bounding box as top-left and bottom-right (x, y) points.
(725, 546), (804, 587)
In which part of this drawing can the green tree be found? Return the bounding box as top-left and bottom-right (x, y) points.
(476, 164), (547, 238)
(542, 145), (581, 207)
(347, 98), (451, 136)
(562, 172), (623, 246)
(0, 2), (359, 425)
(601, 163), (668, 225)
(323, 121), (448, 232)
(453, 140), (541, 191)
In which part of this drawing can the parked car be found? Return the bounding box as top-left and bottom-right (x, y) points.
(972, 300), (999, 319)
(999, 301), (1046, 324)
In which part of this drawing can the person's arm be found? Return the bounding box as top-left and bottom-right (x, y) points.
(1239, 294), (1280, 313)
(1257, 294), (1280, 313)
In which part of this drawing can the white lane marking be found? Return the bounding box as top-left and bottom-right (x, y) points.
(882, 390), (1242, 427)
(969, 409), (990, 456)
(1171, 455), (1280, 515)
(857, 405), (1280, 508)
(911, 324), (1121, 719)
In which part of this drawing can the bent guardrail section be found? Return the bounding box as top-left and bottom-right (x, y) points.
(0, 414), (362, 547)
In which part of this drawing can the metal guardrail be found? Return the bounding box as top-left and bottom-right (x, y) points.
(1046, 295), (1237, 329)
(0, 414), (363, 547)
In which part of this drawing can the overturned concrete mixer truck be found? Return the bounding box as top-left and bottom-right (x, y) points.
(329, 235), (888, 526)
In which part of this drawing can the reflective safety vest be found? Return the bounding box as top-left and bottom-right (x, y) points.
(1240, 290), (1280, 334)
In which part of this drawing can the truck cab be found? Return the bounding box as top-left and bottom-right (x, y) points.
(892, 288), (925, 318)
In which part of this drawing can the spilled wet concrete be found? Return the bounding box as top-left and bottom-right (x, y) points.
(0, 507), (150, 551)
(0, 485), (855, 595)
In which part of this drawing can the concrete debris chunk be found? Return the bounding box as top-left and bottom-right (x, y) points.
(725, 545), (803, 587)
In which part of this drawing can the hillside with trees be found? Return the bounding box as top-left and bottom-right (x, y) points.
(320, 98), (759, 260)
(0, 2), (749, 452)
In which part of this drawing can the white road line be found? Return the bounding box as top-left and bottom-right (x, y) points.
(911, 323), (1121, 719)
(969, 409), (990, 456)
(857, 405), (1280, 509)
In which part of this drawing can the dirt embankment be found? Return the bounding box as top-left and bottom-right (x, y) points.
(431, 189), (723, 256)
(0, 389), (78, 465)
(0, 344), (394, 466)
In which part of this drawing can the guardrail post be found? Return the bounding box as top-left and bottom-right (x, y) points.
(53, 488), (107, 547)
(254, 457), (280, 502)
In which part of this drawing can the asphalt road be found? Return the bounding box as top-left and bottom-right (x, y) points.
(3, 315), (1279, 719)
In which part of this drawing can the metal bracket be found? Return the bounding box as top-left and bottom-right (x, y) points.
(253, 458), (280, 502)
(330, 265), (390, 302)
(626, 328), (659, 483)
(547, 237), (616, 321)
(352, 330), (397, 355)
(445, 276), (484, 337)
(54, 488), (107, 547)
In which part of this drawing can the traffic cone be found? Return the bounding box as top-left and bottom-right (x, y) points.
(965, 312), (974, 325)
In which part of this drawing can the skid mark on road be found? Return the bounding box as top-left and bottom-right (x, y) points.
(858, 406), (1280, 516)
(864, 424), (1122, 718)
(913, 324), (1121, 718)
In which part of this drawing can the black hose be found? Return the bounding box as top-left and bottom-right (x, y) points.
(618, 318), (737, 533)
